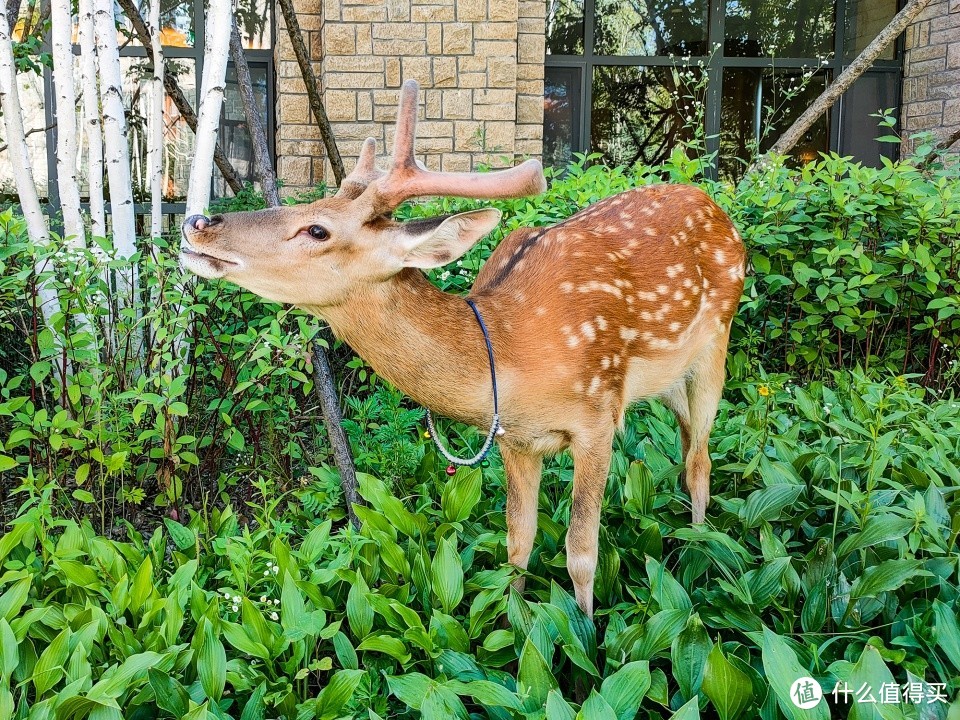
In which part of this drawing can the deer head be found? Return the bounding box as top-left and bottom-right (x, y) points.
(179, 80), (547, 307)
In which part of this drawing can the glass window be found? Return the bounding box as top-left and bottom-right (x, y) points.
(237, 0), (273, 49)
(546, 0), (585, 54)
(592, 66), (705, 167)
(118, 0), (197, 47)
(720, 68), (830, 180)
(725, 0), (835, 58)
(544, 66), (582, 170)
(839, 71), (899, 164)
(844, 0), (898, 60)
(593, 0), (709, 57)
(213, 63), (270, 197)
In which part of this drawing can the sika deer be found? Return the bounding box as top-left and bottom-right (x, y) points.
(180, 80), (745, 616)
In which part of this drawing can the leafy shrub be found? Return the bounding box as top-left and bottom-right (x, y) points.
(0, 373), (958, 718)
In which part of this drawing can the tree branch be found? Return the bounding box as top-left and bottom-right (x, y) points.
(115, 0), (245, 195)
(275, 0), (345, 185)
(0, 120), (53, 152)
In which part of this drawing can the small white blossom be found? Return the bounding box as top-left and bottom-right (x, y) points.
(270, 612), (279, 621)
(260, 595), (267, 603)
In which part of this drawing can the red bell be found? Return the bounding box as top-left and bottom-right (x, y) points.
(445, 464), (457, 476)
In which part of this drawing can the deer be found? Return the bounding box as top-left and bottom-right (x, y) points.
(180, 80), (746, 617)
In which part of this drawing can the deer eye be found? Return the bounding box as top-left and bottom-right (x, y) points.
(307, 225), (329, 240)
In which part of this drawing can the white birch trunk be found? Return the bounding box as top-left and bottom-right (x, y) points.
(148, 0), (163, 240)
(92, 0), (137, 261)
(0, 5), (62, 334)
(77, 0), (104, 239)
(50, 0), (85, 250)
(185, 0), (233, 215)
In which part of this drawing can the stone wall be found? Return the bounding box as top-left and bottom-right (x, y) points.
(901, 0), (960, 153)
(274, 0), (546, 195)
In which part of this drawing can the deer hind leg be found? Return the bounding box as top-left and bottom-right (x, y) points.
(566, 428), (614, 618)
(502, 446), (543, 593)
(660, 382), (691, 465)
(684, 339), (729, 523)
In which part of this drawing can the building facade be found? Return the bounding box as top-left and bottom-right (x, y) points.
(272, 0), (959, 196)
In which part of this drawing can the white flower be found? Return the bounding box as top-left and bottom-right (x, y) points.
(232, 605), (239, 612)
(270, 612), (279, 621)
(273, 599), (280, 605)
(260, 595), (267, 603)
(263, 571), (269, 577)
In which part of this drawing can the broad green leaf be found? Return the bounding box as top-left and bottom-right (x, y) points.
(600, 660), (651, 720)
(848, 560), (928, 602)
(431, 535), (464, 614)
(347, 574), (374, 640)
(836, 516), (914, 557)
(33, 628), (70, 697)
(577, 690), (618, 720)
(761, 627), (828, 720)
(848, 645), (900, 720)
(163, 518), (196, 550)
(670, 697), (701, 720)
(0, 578), (32, 622)
(442, 467), (483, 522)
(315, 669), (365, 720)
(387, 673), (434, 710)
(198, 624), (226, 701)
(546, 689), (577, 720)
(0, 619), (16, 683)
(518, 634), (558, 710)
(445, 679), (522, 710)
(702, 644), (753, 720)
(357, 634), (411, 664)
(148, 669), (190, 718)
(671, 613), (711, 702)
(933, 600), (960, 672)
(645, 557), (692, 611)
(240, 681), (266, 720)
(632, 609), (690, 660)
(740, 484), (803, 528)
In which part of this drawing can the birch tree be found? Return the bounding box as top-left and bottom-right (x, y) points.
(77, 0), (104, 238)
(92, 0), (136, 261)
(185, 0), (233, 215)
(0, 4), (61, 330)
(50, 0), (85, 249)
(148, 0), (163, 240)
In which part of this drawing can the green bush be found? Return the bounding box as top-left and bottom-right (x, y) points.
(0, 372), (958, 718)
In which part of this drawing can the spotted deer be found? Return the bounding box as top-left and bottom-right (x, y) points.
(180, 80), (745, 616)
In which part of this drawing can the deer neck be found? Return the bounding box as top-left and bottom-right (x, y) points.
(303, 269), (498, 427)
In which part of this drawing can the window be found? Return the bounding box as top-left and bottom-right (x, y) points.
(22, 0), (274, 215)
(544, 0), (903, 179)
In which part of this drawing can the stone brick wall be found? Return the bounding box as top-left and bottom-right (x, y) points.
(274, 0), (546, 195)
(901, 0), (960, 153)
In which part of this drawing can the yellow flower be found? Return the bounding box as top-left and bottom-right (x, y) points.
(758, 385), (770, 397)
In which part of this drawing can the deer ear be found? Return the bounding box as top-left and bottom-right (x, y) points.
(397, 209), (502, 269)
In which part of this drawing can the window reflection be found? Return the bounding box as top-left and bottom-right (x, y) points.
(544, 67), (582, 169)
(724, 0), (834, 58)
(594, 0), (708, 57)
(844, 0), (897, 60)
(237, 0), (272, 49)
(546, 0), (585, 54)
(591, 65), (705, 167)
(213, 64), (269, 196)
(720, 68), (830, 181)
(121, 57), (196, 202)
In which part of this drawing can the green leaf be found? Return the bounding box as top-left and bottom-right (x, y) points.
(387, 673), (434, 710)
(760, 627), (828, 720)
(431, 535), (464, 614)
(518, 634), (559, 710)
(836, 516), (914, 557)
(356, 634), (411, 664)
(198, 623), (226, 702)
(848, 559), (928, 602)
(600, 660), (651, 720)
(315, 669), (365, 720)
(669, 697), (701, 720)
(546, 689), (577, 720)
(702, 644), (753, 720)
(740, 484), (803, 528)
(632, 609), (690, 661)
(847, 645), (900, 720)
(671, 613), (711, 702)
(148, 669), (190, 718)
(933, 600), (960, 672)
(163, 518), (195, 550)
(347, 574), (373, 640)
(441, 467), (483, 522)
(0, 619), (17, 683)
(240, 681), (267, 720)
(444, 679), (522, 710)
(32, 627), (70, 697)
(577, 690), (618, 720)
(645, 557), (692, 611)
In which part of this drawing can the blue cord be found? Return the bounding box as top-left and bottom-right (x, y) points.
(465, 298), (499, 419)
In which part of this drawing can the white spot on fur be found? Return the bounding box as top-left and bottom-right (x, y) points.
(595, 316), (608, 331)
(588, 376), (601, 394)
(620, 327), (638, 341)
(666, 263), (685, 278)
(581, 322), (596, 342)
(601, 356), (611, 369)
(714, 249), (727, 264)
(560, 282), (573, 293)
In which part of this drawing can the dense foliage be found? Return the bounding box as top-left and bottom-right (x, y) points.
(0, 147), (959, 717)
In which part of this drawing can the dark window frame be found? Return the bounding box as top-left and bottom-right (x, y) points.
(545, 0), (904, 173)
(42, 0), (276, 219)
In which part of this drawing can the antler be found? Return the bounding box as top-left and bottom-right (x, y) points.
(334, 138), (384, 200)
(335, 80), (547, 209)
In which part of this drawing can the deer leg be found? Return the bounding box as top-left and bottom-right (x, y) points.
(502, 446), (543, 593)
(684, 341), (728, 523)
(566, 430), (614, 617)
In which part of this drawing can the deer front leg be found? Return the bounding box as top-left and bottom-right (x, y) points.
(566, 430), (614, 618)
(502, 446), (543, 593)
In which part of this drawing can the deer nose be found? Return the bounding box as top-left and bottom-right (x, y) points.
(185, 214), (223, 232)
